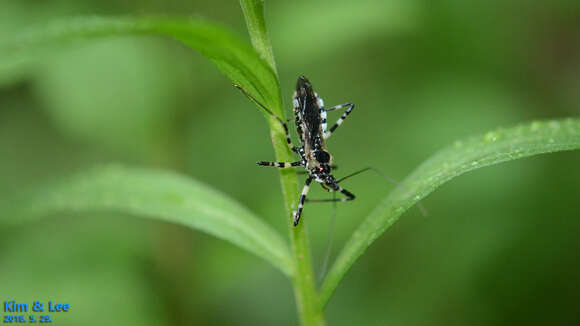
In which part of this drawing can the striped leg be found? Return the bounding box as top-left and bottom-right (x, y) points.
(234, 84), (298, 153)
(293, 177), (313, 226)
(323, 103), (355, 139)
(306, 185), (355, 203)
(257, 161), (302, 168)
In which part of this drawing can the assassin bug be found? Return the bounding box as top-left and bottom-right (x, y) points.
(235, 76), (355, 226)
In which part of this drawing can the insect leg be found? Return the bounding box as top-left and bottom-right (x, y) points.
(257, 161), (302, 168)
(293, 177), (313, 226)
(306, 185), (355, 203)
(323, 102), (355, 139)
(233, 84), (298, 153)
(337, 167), (429, 217)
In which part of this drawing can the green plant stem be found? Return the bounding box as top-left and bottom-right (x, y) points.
(239, 0), (278, 75)
(239, 1), (324, 325)
(271, 122), (324, 326)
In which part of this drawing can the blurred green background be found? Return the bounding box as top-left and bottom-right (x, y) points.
(1, 0), (579, 325)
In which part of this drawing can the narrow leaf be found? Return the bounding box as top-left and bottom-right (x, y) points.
(321, 118), (580, 305)
(0, 16), (279, 111)
(2, 165), (293, 277)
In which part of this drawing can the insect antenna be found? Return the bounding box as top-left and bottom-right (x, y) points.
(233, 84), (286, 123)
(338, 167), (429, 217)
(336, 167), (372, 183)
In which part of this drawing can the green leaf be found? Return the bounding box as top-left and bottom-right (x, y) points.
(0, 16), (279, 111)
(320, 118), (580, 305)
(2, 165), (293, 277)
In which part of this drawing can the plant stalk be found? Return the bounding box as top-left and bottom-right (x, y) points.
(239, 1), (325, 325)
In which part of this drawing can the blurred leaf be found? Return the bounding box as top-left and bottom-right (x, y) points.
(270, 0), (419, 63)
(0, 16), (280, 112)
(35, 37), (192, 160)
(1, 165), (293, 277)
(0, 216), (169, 326)
(320, 118), (580, 305)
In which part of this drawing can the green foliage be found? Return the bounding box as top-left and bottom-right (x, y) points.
(1, 3), (579, 326)
(0, 16), (279, 111)
(270, 0), (418, 63)
(2, 165), (293, 276)
(320, 118), (580, 306)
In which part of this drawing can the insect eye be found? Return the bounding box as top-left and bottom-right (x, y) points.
(315, 151), (330, 163)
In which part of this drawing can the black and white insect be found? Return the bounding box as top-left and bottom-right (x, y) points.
(235, 75), (356, 226)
